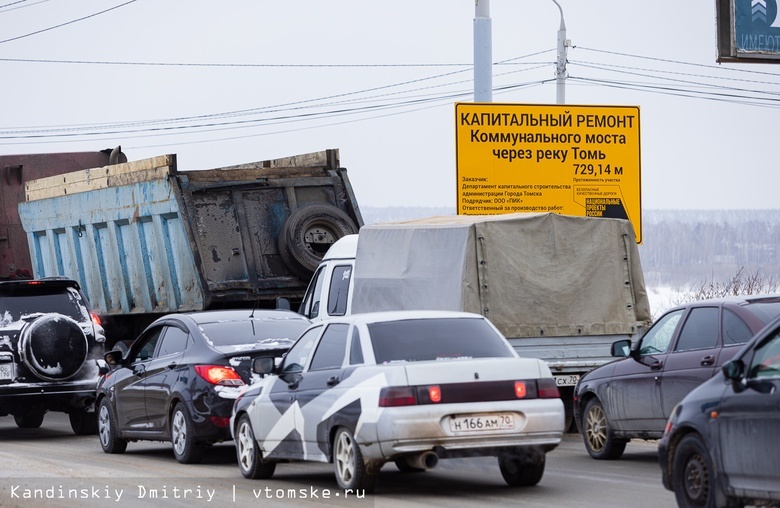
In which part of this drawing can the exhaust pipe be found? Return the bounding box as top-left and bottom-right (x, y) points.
(406, 451), (439, 470)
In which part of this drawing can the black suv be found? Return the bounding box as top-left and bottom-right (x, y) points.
(0, 278), (106, 434)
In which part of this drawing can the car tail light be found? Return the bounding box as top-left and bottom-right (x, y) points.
(194, 365), (244, 386)
(91, 313), (102, 326)
(536, 378), (561, 399)
(210, 416), (231, 428)
(379, 386), (417, 407)
(514, 381), (527, 398)
(427, 385), (442, 403)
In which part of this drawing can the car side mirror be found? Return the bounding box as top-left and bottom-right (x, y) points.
(611, 339), (632, 358)
(722, 359), (744, 381)
(104, 350), (124, 366)
(275, 297), (291, 310)
(252, 357), (275, 376)
(96, 359), (110, 376)
(722, 359), (747, 393)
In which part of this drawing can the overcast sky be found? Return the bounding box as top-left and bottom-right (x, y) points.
(1, 1), (778, 210)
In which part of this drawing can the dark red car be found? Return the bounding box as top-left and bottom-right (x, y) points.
(573, 294), (780, 460)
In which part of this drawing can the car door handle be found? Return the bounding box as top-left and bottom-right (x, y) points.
(650, 361), (663, 371)
(327, 376), (340, 387)
(700, 356), (715, 367)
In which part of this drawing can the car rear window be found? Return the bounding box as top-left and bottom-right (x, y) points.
(199, 320), (309, 347)
(0, 288), (88, 324)
(744, 301), (780, 325)
(368, 317), (514, 364)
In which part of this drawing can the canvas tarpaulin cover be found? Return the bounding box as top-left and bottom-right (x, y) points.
(351, 213), (651, 338)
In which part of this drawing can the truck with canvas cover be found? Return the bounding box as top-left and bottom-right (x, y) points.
(298, 212), (653, 427)
(18, 149), (362, 345)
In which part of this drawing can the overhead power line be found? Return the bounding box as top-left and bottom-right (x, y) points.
(0, 0), (137, 45)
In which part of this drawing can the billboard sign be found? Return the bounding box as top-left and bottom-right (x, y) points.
(717, 0), (780, 62)
(455, 103), (642, 242)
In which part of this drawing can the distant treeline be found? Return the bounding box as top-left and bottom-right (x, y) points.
(360, 207), (780, 291)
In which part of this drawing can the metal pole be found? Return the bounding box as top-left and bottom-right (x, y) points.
(474, 0), (492, 102)
(551, 0), (568, 104)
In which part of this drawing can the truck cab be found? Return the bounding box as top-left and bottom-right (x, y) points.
(298, 234), (357, 322)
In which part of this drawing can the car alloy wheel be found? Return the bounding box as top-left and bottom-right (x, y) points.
(236, 414), (275, 480)
(97, 398), (127, 454)
(170, 402), (204, 464)
(582, 398), (626, 460)
(333, 427), (376, 493)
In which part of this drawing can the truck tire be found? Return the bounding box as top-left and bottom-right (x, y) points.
(19, 314), (88, 381)
(279, 204), (358, 279)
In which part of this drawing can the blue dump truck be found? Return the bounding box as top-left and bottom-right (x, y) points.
(17, 149), (363, 345)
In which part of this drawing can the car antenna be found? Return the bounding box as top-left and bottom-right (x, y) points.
(250, 299), (259, 318)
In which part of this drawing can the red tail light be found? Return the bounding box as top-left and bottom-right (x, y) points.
(514, 381), (528, 398)
(194, 365), (244, 386)
(428, 385), (442, 403)
(379, 386), (417, 407)
(91, 313), (102, 326)
(210, 416), (231, 428)
(537, 378), (561, 399)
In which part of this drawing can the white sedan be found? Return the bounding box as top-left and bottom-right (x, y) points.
(230, 311), (565, 493)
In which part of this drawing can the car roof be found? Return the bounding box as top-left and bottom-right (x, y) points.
(172, 309), (310, 326)
(666, 293), (780, 311)
(322, 310), (487, 326)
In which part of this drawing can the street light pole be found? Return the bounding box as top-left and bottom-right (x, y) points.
(551, 0), (568, 104)
(474, 0), (492, 102)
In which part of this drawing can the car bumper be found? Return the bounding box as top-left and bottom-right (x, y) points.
(658, 437), (673, 491)
(0, 378), (99, 413)
(362, 398), (565, 460)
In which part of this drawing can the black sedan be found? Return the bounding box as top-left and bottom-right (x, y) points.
(96, 309), (311, 463)
(573, 294), (780, 460)
(659, 314), (780, 508)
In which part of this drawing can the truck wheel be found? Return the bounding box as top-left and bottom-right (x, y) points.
(20, 314), (88, 381)
(69, 409), (98, 435)
(582, 398), (627, 460)
(14, 410), (45, 429)
(279, 204), (358, 279)
(97, 398), (127, 454)
(498, 452), (546, 486)
(333, 427), (377, 493)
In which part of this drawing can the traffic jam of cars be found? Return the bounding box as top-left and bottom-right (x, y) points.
(3, 276), (780, 505)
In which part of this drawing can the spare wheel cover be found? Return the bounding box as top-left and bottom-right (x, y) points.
(20, 314), (88, 381)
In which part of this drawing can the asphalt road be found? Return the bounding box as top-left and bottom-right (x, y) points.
(0, 412), (677, 508)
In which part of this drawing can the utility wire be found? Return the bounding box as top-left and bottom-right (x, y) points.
(0, 0), (137, 44)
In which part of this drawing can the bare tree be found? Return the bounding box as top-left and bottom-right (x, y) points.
(669, 267), (779, 307)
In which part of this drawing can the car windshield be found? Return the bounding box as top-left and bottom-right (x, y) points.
(368, 317), (514, 364)
(199, 320), (309, 347)
(0, 288), (88, 324)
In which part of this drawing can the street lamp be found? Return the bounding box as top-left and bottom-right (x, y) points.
(551, 0), (569, 104)
(474, 0), (492, 102)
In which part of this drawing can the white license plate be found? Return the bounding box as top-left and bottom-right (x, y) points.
(449, 413), (516, 433)
(554, 374), (580, 387)
(0, 362), (14, 381)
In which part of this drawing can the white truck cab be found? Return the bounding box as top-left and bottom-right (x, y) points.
(298, 234), (358, 322)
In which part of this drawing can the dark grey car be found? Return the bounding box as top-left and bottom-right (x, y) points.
(659, 313), (780, 508)
(573, 294), (780, 459)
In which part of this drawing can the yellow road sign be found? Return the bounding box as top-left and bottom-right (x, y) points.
(455, 103), (642, 242)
